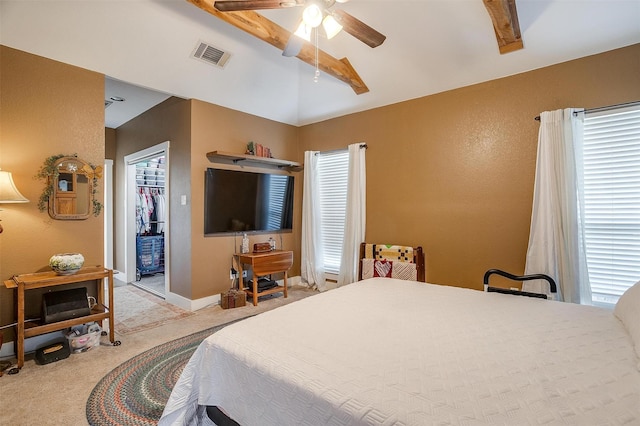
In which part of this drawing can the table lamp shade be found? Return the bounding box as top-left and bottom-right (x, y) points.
(0, 170), (29, 203)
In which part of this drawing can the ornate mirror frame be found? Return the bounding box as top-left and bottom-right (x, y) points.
(36, 155), (103, 220)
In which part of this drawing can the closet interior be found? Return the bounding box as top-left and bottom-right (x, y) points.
(134, 155), (166, 297)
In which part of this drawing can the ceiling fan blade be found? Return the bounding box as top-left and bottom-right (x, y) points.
(332, 9), (386, 48)
(282, 35), (304, 57)
(214, 0), (300, 12)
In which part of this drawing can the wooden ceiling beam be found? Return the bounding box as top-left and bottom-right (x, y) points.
(482, 0), (523, 54)
(185, 0), (369, 94)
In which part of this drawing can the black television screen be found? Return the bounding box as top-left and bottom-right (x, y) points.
(204, 168), (294, 235)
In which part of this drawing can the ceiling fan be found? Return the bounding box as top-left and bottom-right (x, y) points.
(185, 0), (371, 94)
(213, 0), (386, 57)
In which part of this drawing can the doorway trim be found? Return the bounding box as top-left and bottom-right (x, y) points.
(124, 142), (170, 296)
(104, 159), (114, 270)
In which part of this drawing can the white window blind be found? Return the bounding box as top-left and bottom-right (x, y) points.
(583, 105), (640, 305)
(317, 150), (349, 275)
(266, 175), (288, 230)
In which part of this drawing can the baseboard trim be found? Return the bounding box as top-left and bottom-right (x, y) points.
(164, 291), (218, 312)
(166, 275), (302, 312)
(0, 340), (13, 360)
(288, 275), (302, 286)
(0, 332), (66, 361)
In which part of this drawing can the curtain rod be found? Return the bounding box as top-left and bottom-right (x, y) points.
(315, 144), (368, 155)
(533, 100), (640, 121)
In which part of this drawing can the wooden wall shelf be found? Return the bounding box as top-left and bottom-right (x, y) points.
(206, 151), (303, 172)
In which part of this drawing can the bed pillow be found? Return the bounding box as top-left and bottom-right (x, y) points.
(614, 280), (640, 364)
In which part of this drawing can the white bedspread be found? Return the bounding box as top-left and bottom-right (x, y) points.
(160, 278), (640, 425)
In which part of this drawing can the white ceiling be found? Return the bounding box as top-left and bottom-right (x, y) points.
(1, 1), (639, 128)
(104, 78), (173, 129)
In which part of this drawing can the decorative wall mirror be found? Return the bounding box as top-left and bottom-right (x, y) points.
(36, 155), (103, 220)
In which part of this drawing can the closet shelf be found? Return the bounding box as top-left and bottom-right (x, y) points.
(136, 166), (165, 171)
(206, 151), (303, 172)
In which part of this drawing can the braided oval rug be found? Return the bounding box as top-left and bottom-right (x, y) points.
(86, 318), (245, 426)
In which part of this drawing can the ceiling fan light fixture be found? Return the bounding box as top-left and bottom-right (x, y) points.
(302, 4), (323, 28)
(294, 21), (312, 42)
(322, 14), (343, 39)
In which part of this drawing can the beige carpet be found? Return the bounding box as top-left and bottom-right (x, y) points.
(0, 285), (317, 426)
(113, 285), (194, 335)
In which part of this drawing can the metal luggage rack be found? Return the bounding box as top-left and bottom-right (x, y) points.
(484, 269), (557, 299)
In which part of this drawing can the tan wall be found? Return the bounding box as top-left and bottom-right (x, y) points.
(2, 41), (637, 329)
(105, 128), (117, 160)
(0, 46), (105, 334)
(114, 97), (192, 297)
(190, 100), (300, 299)
(114, 99), (299, 302)
(299, 43), (640, 290)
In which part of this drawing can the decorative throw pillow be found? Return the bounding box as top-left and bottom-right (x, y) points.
(373, 260), (393, 278)
(361, 259), (374, 280)
(613, 280), (640, 368)
(361, 258), (418, 281)
(391, 261), (417, 281)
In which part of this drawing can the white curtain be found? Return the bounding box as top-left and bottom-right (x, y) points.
(338, 143), (366, 287)
(301, 151), (326, 291)
(523, 108), (592, 304)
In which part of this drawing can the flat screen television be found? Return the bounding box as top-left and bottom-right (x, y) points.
(204, 168), (294, 235)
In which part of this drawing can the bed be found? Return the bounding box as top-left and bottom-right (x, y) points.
(159, 273), (640, 425)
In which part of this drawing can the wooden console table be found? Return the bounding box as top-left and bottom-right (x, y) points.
(234, 250), (293, 306)
(3, 266), (119, 371)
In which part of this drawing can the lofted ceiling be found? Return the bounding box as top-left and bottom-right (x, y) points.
(1, 0), (639, 128)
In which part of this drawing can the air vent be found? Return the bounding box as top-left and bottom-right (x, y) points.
(104, 100), (113, 108)
(192, 41), (231, 68)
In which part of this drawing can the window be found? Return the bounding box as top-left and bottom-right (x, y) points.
(316, 150), (349, 276)
(582, 104), (640, 306)
(265, 174), (291, 230)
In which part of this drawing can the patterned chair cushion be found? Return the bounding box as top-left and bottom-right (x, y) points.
(364, 244), (414, 263)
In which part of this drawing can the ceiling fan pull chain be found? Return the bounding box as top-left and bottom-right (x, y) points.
(314, 28), (320, 83)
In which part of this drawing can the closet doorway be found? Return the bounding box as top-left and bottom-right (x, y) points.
(124, 142), (169, 298)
